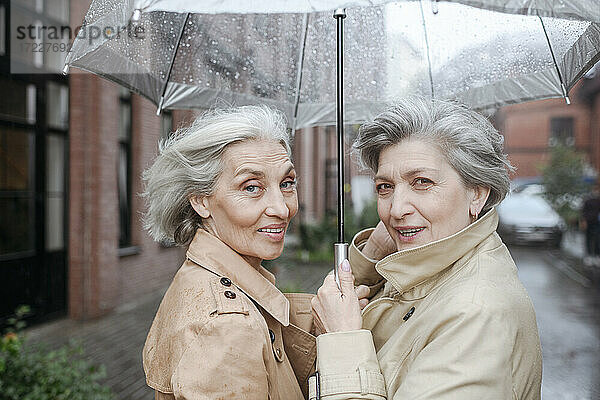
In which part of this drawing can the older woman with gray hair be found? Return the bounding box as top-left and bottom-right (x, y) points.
(141, 105), (320, 400)
(310, 97), (542, 399)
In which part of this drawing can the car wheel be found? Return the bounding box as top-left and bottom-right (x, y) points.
(549, 234), (562, 248)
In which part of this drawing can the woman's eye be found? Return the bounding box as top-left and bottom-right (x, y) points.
(244, 185), (261, 194)
(413, 178), (434, 188)
(280, 180), (297, 190)
(376, 183), (393, 194)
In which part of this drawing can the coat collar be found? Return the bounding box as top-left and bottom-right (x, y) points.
(375, 208), (499, 298)
(186, 229), (290, 326)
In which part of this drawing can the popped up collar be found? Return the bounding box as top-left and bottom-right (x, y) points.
(186, 229), (290, 327)
(375, 208), (499, 297)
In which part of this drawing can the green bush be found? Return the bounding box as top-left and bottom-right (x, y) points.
(349, 199), (380, 237)
(297, 200), (380, 260)
(0, 306), (113, 400)
(540, 144), (591, 225)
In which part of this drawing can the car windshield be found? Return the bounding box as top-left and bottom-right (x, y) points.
(499, 195), (556, 218)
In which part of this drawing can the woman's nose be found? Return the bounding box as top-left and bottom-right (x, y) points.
(265, 189), (290, 219)
(389, 187), (414, 220)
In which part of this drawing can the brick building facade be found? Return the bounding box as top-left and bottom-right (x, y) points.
(67, 71), (187, 319)
(1, 0), (193, 323)
(580, 70), (600, 173)
(1, 70), (189, 323)
(494, 77), (599, 181)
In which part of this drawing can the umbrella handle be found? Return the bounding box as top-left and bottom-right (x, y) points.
(333, 242), (348, 292)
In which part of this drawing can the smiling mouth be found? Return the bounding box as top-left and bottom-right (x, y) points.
(397, 227), (425, 237)
(257, 228), (284, 233)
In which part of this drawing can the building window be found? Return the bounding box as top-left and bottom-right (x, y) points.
(161, 110), (173, 140)
(549, 117), (574, 146)
(9, 0), (69, 72)
(0, 77), (35, 256)
(45, 81), (68, 252)
(0, 5), (5, 56)
(118, 90), (132, 248)
(47, 81), (68, 129)
(0, 127), (35, 255)
(0, 74), (69, 322)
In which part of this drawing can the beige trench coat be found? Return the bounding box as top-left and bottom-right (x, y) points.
(309, 208), (542, 400)
(143, 229), (317, 400)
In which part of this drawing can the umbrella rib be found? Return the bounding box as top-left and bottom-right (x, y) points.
(537, 15), (571, 105)
(292, 13), (310, 131)
(418, 0), (435, 99)
(157, 12), (191, 115)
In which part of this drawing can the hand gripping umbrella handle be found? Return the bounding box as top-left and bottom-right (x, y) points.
(334, 242), (348, 292)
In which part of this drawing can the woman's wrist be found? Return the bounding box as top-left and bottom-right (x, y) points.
(327, 316), (363, 333)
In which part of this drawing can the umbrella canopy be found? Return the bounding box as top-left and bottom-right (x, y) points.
(65, 0), (600, 129)
(129, 0), (600, 18)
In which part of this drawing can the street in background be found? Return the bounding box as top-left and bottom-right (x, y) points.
(498, 192), (566, 247)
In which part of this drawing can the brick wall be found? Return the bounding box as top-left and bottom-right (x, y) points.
(69, 79), (187, 319)
(69, 73), (121, 319)
(118, 96), (185, 306)
(587, 80), (600, 171)
(495, 81), (593, 179)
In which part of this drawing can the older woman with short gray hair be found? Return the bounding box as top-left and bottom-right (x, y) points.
(310, 97), (542, 399)
(143, 105), (292, 246)
(142, 105), (317, 400)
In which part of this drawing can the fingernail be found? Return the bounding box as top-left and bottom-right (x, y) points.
(341, 259), (350, 272)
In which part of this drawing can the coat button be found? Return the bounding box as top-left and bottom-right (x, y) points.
(224, 290), (236, 299)
(269, 329), (275, 343)
(403, 306), (415, 321)
(220, 277), (232, 287)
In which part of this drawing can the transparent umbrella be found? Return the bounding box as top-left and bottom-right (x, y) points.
(64, 0), (600, 287)
(64, 0), (600, 125)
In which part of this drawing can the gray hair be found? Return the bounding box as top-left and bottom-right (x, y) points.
(142, 105), (291, 246)
(353, 97), (514, 213)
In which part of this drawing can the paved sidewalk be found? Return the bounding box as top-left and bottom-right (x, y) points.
(25, 259), (332, 400)
(561, 229), (586, 259)
(560, 229), (600, 284)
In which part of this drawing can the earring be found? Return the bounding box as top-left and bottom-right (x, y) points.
(470, 209), (478, 221)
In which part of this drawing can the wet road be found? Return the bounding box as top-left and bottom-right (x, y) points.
(509, 246), (600, 400)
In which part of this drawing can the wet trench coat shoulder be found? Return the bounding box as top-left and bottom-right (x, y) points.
(309, 208), (543, 400)
(143, 229), (316, 400)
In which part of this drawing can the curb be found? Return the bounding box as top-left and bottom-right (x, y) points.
(542, 249), (594, 288)
(551, 233), (600, 287)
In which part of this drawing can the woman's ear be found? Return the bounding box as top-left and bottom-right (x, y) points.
(469, 186), (491, 217)
(190, 195), (211, 219)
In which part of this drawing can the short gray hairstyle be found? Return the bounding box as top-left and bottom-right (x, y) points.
(353, 97), (514, 213)
(142, 105), (291, 246)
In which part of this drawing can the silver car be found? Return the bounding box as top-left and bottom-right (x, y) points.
(497, 193), (566, 247)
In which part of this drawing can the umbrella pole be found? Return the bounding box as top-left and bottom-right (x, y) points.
(333, 9), (347, 292)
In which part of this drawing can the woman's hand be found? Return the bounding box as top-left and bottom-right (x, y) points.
(362, 221), (397, 260)
(311, 260), (364, 334)
(356, 285), (370, 310)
